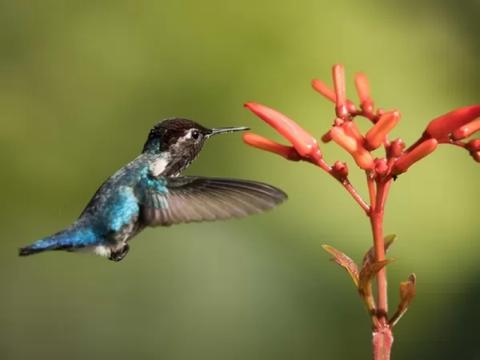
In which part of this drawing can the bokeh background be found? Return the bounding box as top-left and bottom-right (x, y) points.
(1, 1), (479, 359)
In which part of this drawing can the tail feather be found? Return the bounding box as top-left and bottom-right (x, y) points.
(19, 226), (99, 257)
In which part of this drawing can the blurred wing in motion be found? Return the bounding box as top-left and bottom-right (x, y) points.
(139, 176), (287, 226)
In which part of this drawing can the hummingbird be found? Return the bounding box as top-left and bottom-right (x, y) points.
(19, 118), (287, 262)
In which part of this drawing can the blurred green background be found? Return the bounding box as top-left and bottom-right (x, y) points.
(1, 1), (479, 359)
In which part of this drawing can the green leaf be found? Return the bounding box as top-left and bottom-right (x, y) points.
(389, 273), (416, 327)
(322, 244), (359, 287)
(362, 234), (396, 268)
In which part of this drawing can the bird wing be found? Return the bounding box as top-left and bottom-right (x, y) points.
(136, 176), (287, 227)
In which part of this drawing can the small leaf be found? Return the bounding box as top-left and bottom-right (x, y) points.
(389, 273), (417, 327)
(358, 259), (393, 297)
(362, 234), (396, 268)
(322, 244), (359, 287)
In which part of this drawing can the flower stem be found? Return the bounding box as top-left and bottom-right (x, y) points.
(370, 179), (393, 359)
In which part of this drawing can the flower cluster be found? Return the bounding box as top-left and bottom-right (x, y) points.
(243, 65), (480, 184)
(242, 65), (479, 359)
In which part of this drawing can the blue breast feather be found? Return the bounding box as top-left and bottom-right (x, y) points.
(104, 186), (140, 232)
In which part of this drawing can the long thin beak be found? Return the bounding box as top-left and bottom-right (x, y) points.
(208, 126), (249, 137)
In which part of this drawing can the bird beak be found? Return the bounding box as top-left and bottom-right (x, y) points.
(208, 126), (250, 137)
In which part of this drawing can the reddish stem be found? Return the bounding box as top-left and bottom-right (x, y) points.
(370, 179), (393, 359)
(309, 154), (370, 215)
(372, 327), (394, 360)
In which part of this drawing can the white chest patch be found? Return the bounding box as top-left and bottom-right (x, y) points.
(150, 157), (170, 177)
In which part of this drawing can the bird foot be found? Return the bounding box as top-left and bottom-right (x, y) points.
(109, 244), (130, 262)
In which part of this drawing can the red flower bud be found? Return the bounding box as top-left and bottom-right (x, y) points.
(392, 139), (438, 175)
(387, 138), (406, 158)
(311, 79), (336, 103)
(321, 130), (333, 143)
(330, 126), (374, 170)
(244, 102), (321, 159)
(424, 105), (480, 142)
(243, 133), (301, 161)
(331, 161), (349, 180)
(451, 118), (480, 140)
(354, 72), (374, 115)
(365, 111), (401, 150)
(332, 64), (349, 119)
(312, 79), (357, 113)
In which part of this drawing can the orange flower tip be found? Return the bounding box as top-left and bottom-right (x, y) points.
(425, 105), (480, 141)
(365, 110), (401, 150)
(332, 64), (346, 107)
(311, 79), (336, 102)
(354, 72), (371, 104)
(451, 118), (480, 140)
(242, 132), (301, 161)
(392, 138), (438, 175)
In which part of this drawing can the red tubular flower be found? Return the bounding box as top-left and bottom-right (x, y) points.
(330, 126), (374, 170)
(244, 102), (321, 159)
(392, 139), (438, 175)
(451, 118), (480, 140)
(365, 111), (401, 150)
(354, 72), (374, 114)
(424, 105), (480, 142)
(243, 132), (301, 161)
(311, 79), (336, 103)
(312, 79), (357, 113)
(332, 65), (349, 119)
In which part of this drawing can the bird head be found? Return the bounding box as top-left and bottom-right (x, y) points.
(143, 118), (248, 156)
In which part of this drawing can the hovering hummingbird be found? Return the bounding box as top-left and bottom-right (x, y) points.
(19, 118), (287, 262)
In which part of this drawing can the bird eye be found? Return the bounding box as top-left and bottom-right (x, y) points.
(191, 130), (200, 140)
